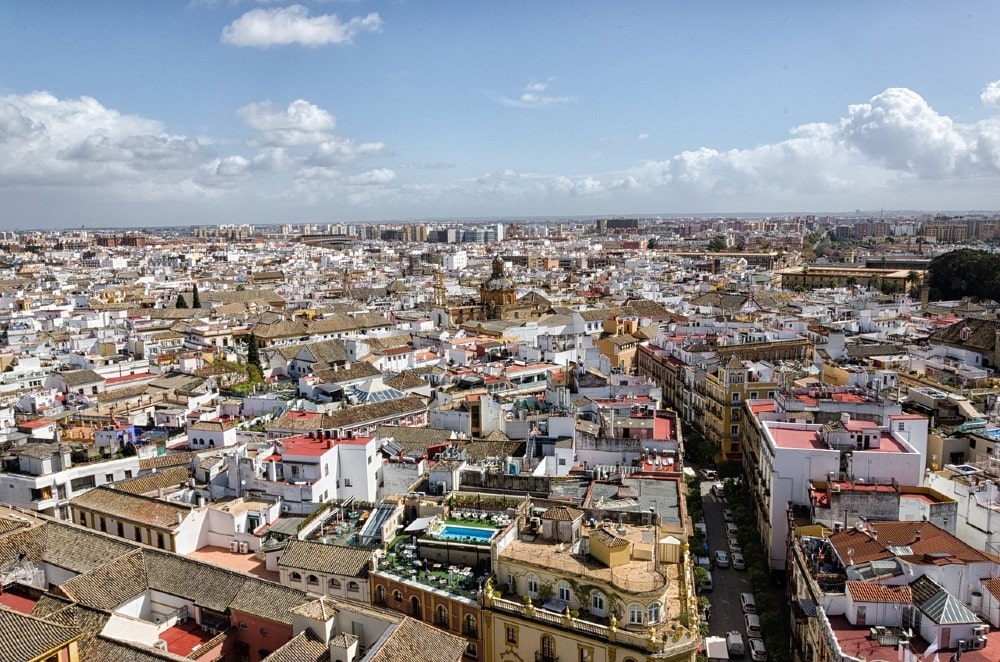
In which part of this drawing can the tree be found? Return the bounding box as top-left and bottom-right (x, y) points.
(175, 293), (188, 309)
(191, 282), (201, 308)
(707, 236), (728, 252)
(246, 333), (262, 372)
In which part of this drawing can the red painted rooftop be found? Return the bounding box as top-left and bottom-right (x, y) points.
(769, 426), (826, 450)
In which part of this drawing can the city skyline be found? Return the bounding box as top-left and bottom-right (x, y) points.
(2, 2), (1000, 230)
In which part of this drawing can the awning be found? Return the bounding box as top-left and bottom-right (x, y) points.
(404, 516), (436, 533)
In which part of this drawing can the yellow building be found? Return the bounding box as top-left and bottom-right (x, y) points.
(777, 266), (921, 292)
(485, 506), (698, 662)
(703, 357), (779, 462)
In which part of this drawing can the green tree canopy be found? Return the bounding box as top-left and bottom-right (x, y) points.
(191, 282), (201, 308)
(707, 236), (728, 252)
(175, 293), (188, 309)
(926, 248), (1000, 301)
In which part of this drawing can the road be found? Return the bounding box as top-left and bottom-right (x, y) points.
(700, 480), (753, 645)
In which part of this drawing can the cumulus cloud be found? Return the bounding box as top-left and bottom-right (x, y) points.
(841, 87), (967, 177)
(306, 137), (385, 167)
(349, 168), (396, 185)
(983, 80), (1000, 109)
(497, 80), (576, 108)
(221, 5), (382, 47)
(238, 99), (336, 146)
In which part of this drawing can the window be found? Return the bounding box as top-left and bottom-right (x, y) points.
(898, 421), (906, 431)
(238, 622), (247, 630)
(437, 604), (449, 627)
(344, 478), (352, 487)
(464, 614), (478, 637)
(506, 626), (518, 645)
(394, 590), (402, 602)
(732, 393), (741, 404)
(557, 581), (571, 602)
(466, 642), (478, 660)
(591, 591), (605, 614)
(117, 522), (124, 537)
(579, 645), (594, 662)
(540, 634), (556, 661)
(290, 572), (302, 582)
(526, 574), (539, 596)
(730, 425), (739, 436)
(648, 602), (661, 623)
(134, 528), (142, 542)
(78, 512), (87, 525)
(291, 466), (299, 477)
(347, 581), (360, 593)
(629, 603), (644, 625)
(99, 517), (107, 532)
(259, 628), (270, 638)
(124, 470), (133, 478)
(105, 473), (114, 482)
(375, 586), (386, 605)
(410, 596), (421, 618)
(307, 574), (318, 586)
(329, 578), (342, 590)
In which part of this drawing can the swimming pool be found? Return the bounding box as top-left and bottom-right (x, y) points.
(437, 525), (496, 543)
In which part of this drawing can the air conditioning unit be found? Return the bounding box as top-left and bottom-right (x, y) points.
(972, 625), (987, 638)
(833, 522), (844, 532)
(239, 541), (249, 554)
(153, 640), (168, 651)
(229, 540), (239, 553)
(971, 636), (987, 650)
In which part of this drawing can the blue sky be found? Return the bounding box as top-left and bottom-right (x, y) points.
(2, 2), (1000, 229)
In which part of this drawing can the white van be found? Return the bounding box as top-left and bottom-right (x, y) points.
(744, 613), (762, 638)
(740, 592), (757, 614)
(727, 631), (745, 657)
(699, 570), (714, 592)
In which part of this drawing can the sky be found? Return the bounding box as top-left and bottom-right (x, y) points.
(2, 2), (1000, 230)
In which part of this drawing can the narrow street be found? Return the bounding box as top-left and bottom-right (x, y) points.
(700, 481), (753, 643)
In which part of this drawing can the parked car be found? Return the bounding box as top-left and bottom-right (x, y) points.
(711, 482), (726, 497)
(727, 631), (745, 657)
(749, 637), (767, 661)
(744, 613), (762, 638)
(700, 468), (718, 480)
(726, 523), (739, 537)
(696, 555), (712, 570)
(732, 552), (746, 570)
(723, 509), (734, 522)
(728, 537), (743, 554)
(740, 592), (757, 614)
(698, 570), (714, 592)
(714, 550), (730, 568)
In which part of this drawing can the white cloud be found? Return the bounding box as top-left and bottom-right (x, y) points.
(497, 80), (576, 108)
(221, 5), (382, 47)
(348, 168), (396, 185)
(636, 133), (650, 141)
(841, 87), (967, 178)
(983, 80), (1000, 109)
(238, 99), (336, 146)
(306, 137), (385, 166)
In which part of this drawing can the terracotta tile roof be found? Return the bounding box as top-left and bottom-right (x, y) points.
(827, 528), (892, 566)
(70, 487), (191, 529)
(56, 549), (148, 611)
(113, 466), (191, 496)
(60, 369), (106, 387)
(367, 617), (467, 662)
(383, 370), (428, 391)
(288, 596), (339, 621)
(228, 581), (312, 625)
(40, 521), (138, 575)
(541, 506), (583, 521)
(870, 521), (992, 564)
(142, 550), (248, 614)
(322, 396), (427, 430)
(139, 451), (200, 471)
(845, 581), (912, 603)
(262, 630), (329, 662)
(277, 540), (372, 577)
(0, 605), (81, 662)
(311, 362), (384, 384)
(982, 577), (1000, 602)
(32, 601), (111, 661)
(590, 527), (629, 549)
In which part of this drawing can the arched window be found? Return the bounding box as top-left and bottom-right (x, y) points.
(590, 591), (606, 616)
(329, 578), (342, 590)
(375, 585), (386, 605)
(393, 590), (402, 602)
(347, 581), (360, 593)
(410, 596), (422, 618)
(526, 573), (539, 596)
(648, 602), (661, 624)
(437, 604), (449, 627)
(290, 572), (302, 582)
(306, 574), (318, 586)
(541, 634), (556, 660)
(557, 580), (571, 602)
(629, 603), (644, 625)
(464, 614), (478, 637)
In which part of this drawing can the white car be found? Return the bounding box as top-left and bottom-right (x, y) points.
(732, 552), (746, 570)
(728, 537), (743, 554)
(700, 468), (718, 480)
(749, 637), (767, 661)
(723, 509), (735, 522)
(714, 550), (730, 568)
(711, 482), (726, 497)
